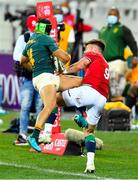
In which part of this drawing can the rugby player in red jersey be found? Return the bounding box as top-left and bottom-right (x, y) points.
(57, 39), (110, 173)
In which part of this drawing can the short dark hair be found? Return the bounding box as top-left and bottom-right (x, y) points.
(36, 18), (52, 35)
(85, 39), (105, 52)
(108, 7), (120, 17)
(38, 18), (51, 25)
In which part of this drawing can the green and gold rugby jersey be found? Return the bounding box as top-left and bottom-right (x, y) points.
(22, 33), (59, 78)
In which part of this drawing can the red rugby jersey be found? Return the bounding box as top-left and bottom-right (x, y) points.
(82, 51), (110, 98)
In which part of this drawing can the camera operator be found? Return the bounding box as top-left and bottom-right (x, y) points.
(54, 5), (75, 55)
(5, 5), (36, 34)
(13, 15), (42, 145)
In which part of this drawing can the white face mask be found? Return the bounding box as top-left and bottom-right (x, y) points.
(107, 15), (118, 25)
(54, 14), (63, 23)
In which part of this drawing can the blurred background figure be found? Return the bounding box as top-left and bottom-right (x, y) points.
(59, 1), (98, 66)
(124, 57), (138, 129)
(60, 1), (75, 27)
(54, 4), (75, 69)
(4, 4), (36, 34)
(13, 14), (42, 146)
(99, 7), (138, 100)
(4, 3), (36, 49)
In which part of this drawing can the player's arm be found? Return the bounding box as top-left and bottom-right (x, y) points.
(64, 57), (91, 74)
(52, 48), (71, 64)
(47, 36), (71, 64)
(20, 55), (32, 72)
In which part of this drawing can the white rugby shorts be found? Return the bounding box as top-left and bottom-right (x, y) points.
(62, 85), (107, 125)
(33, 73), (60, 93)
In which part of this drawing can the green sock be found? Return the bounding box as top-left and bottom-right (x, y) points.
(31, 129), (40, 140)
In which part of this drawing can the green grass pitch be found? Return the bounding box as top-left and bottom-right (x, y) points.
(0, 111), (138, 179)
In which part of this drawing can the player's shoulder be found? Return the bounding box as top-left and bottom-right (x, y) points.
(103, 57), (109, 67)
(41, 34), (56, 43)
(83, 51), (102, 64)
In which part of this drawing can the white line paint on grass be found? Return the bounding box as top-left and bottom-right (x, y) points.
(0, 161), (113, 179)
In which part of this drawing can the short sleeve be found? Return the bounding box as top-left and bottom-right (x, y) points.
(83, 50), (101, 63)
(44, 36), (59, 53)
(83, 52), (94, 63)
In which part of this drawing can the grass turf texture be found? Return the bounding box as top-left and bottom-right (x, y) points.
(0, 111), (138, 179)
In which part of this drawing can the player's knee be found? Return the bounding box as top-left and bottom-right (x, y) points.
(44, 100), (56, 111)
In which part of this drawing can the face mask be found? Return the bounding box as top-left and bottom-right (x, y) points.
(61, 6), (69, 15)
(107, 15), (118, 25)
(54, 14), (63, 23)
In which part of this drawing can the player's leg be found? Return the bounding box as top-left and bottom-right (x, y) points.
(84, 125), (96, 173)
(39, 107), (58, 143)
(34, 89), (43, 118)
(28, 73), (59, 151)
(56, 92), (67, 106)
(57, 86), (96, 173)
(28, 84), (57, 151)
(35, 74), (82, 144)
(83, 91), (107, 173)
(59, 74), (82, 91)
(35, 85), (57, 129)
(64, 86), (106, 173)
(15, 79), (34, 145)
(83, 105), (100, 173)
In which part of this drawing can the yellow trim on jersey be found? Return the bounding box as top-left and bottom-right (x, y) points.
(27, 48), (35, 66)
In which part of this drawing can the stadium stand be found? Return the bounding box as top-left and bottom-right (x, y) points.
(0, 0), (138, 53)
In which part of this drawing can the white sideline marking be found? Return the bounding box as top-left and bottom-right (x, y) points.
(0, 161), (112, 179)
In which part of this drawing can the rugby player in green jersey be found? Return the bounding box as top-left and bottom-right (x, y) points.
(20, 18), (82, 151)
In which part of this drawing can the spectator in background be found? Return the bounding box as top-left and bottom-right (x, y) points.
(61, 2), (75, 28)
(124, 57), (138, 128)
(13, 15), (42, 145)
(99, 7), (138, 99)
(54, 5), (75, 67)
(58, 16), (75, 56)
(125, 84), (138, 129)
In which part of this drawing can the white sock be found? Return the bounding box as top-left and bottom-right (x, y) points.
(44, 123), (53, 136)
(87, 152), (95, 167)
(20, 133), (27, 140)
